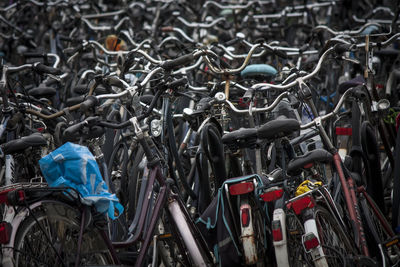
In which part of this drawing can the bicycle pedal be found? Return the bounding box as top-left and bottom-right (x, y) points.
(382, 235), (400, 248)
(157, 232), (173, 240)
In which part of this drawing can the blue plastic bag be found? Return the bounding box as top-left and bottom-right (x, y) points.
(39, 142), (123, 220)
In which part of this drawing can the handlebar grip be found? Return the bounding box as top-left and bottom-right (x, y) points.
(63, 122), (85, 141)
(334, 43), (356, 54)
(80, 96), (98, 112)
(224, 37), (241, 46)
(33, 63), (62, 75)
(161, 53), (194, 71)
(166, 77), (188, 89)
(161, 26), (174, 32)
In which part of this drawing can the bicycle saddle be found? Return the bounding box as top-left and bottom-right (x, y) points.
(287, 148), (332, 175)
(1, 133), (47, 154)
(222, 128), (258, 149)
(66, 95), (85, 107)
(257, 117), (300, 141)
(139, 94), (154, 105)
(240, 64), (277, 78)
(338, 75), (365, 94)
(28, 84), (57, 98)
(73, 84), (107, 95)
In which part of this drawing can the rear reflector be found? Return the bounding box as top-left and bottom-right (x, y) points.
(303, 232), (320, 251)
(7, 190), (26, 206)
(303, 163), (313, 169)
(287, 195), (315, 215)
(336, 127), (352, 136)
(260, 187), (283, 202)
(229, 182), (254, 195)
(241, 208), (250, 227)
(272, 220), (283, 241)
(0, 189), (13, 204)
(0, 222), (12, 244)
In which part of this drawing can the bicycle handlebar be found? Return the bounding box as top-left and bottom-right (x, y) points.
(214, 91), (289, 115)
(300, 87), (355, 130)
(176, 16), (226, 29)
(313, 22), (382, 36)
(252, 46), (336, 91)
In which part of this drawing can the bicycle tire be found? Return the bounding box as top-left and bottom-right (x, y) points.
(286, 211), (313, 266)
(127, 146), (145, 223)
(314, 205), (355, 265)
(13, 201), (114, 266)
(360, 191), (400, 264)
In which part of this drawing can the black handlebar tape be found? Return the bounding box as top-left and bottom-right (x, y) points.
(334, 43), (356, 54)
(33, 63), (63, 75)
(166, 77), (188, 89)
(161, 54), (194, 71)
(80, 95), (99, 112)
(273, 49), (288, 59)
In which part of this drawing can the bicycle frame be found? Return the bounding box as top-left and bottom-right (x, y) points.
(110, 162), (213, 266)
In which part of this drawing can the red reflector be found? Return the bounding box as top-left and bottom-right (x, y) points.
(304, 233), (320, 251)
(335, 127), (352, 136)
(0, 189), (14, 204)
(287, 195), (315, 215)
(303, 163), (313, 169)
(241, 208), (250, 227)
(18, 190), (25, 202)
(272, 220), (283, 241)
(229, 182), (254, 195)
(37, 127), (44, 132)
(260, 188), (284, 202)
(0, 222), (12, 244)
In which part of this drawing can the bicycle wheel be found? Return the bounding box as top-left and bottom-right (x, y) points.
(286, 211), (312, 267)
(13, 201), (113, 266)
(360, 191), (400, 264)
(314, 205), (355, 265)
